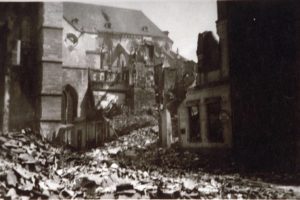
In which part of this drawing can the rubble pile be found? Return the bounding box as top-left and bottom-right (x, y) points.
(111, 113), (157, 135)
(0, 126), (298, 199)
(0, 129), (69, 198)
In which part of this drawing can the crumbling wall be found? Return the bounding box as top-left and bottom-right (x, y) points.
(178, 85), (231, 148)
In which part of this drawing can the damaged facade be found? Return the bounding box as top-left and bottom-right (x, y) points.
(178, 29), (231, 149)
(177, 0), (300, 171)
(0, 2), (184, 148)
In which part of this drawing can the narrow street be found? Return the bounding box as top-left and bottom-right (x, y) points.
(1, 1), (300, 200)
(1, 126), (299, 199)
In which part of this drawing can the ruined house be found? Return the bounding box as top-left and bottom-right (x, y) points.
(178, 30), (231, 149)
(0, 2), (181, 148)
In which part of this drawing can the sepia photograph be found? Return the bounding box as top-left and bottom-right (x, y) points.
(0, 0), (300, 199)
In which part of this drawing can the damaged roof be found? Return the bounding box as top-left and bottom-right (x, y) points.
(63, 2), (168, 39)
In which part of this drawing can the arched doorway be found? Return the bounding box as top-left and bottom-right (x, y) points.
(61, 85), (78, 124)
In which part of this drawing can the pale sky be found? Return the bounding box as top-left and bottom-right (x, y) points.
(71, 0), (218, 61)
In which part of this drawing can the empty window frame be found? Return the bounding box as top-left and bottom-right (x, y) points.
(187, 103), (201, 142)
(206, 97), (224, 143)
(104, 22), (111, 29)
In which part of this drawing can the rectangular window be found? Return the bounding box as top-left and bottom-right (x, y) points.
(188, 104), (201, 142)
(206, 97), (224, 143)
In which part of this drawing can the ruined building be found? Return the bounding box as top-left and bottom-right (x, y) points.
(0, 2), (183, 147)
(179, 0), (300, 172)
(178, 30), (231, 149)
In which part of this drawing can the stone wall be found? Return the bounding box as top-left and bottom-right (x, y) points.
(37, 2), (63, 139)
(62, 68), (88, 117)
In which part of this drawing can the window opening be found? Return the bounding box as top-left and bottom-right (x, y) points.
(188, 104), (201, 142)
(206, 97), (224, 142)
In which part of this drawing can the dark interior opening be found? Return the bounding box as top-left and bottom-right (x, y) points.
(188, 105), (201, 142)
(206, 97), (223, 143)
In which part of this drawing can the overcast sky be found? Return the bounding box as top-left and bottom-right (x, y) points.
(72, 0), (218, 61)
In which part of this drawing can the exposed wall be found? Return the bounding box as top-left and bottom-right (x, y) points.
(62, 19), (97, 68)
(178, 84), (231, 148)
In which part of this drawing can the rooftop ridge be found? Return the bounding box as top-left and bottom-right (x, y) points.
(64, 1), (142, 13)
(63, 2), (169, 38)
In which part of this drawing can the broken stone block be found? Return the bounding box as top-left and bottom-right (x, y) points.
(134, 184), (146, 193)
(38, 180), (49, 192)
(4, 140), (19, 148)
(6, 170), (17, 187)
(45, 179), (63, 192)
(18, 153), (37, 164)
(6, 188), (18, 199)
(151, 126), (159, 133)
(198, 185), (219, 194)
(13, 165), (35, 180)
(18, 180), (34, 192)
(56, 169), (64, 176)
(183, 179), (198, 191)
(110, 163), (119, 169)
(11, 147), (26, 154)
(108, 147), (121, 155)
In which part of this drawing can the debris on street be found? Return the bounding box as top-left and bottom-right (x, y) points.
(0, 127), (298, 199)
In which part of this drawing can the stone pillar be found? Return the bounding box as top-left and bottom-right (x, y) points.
(37, 3), (63, 140)
(160, 108), (172, 148)
(200, 100), (208, 143)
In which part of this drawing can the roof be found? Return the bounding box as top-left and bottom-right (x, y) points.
(63, 2), (168, 38)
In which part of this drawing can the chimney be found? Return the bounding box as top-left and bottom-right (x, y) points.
(163, 31), (169, 36)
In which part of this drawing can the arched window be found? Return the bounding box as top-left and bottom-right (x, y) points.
(61, 85), (78, 124)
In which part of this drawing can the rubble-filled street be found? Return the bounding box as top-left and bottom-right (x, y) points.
(2, 1), (300, 199)
(0, 126), (299, 199)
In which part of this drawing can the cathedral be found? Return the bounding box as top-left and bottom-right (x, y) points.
(0, 2), (186, 145)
